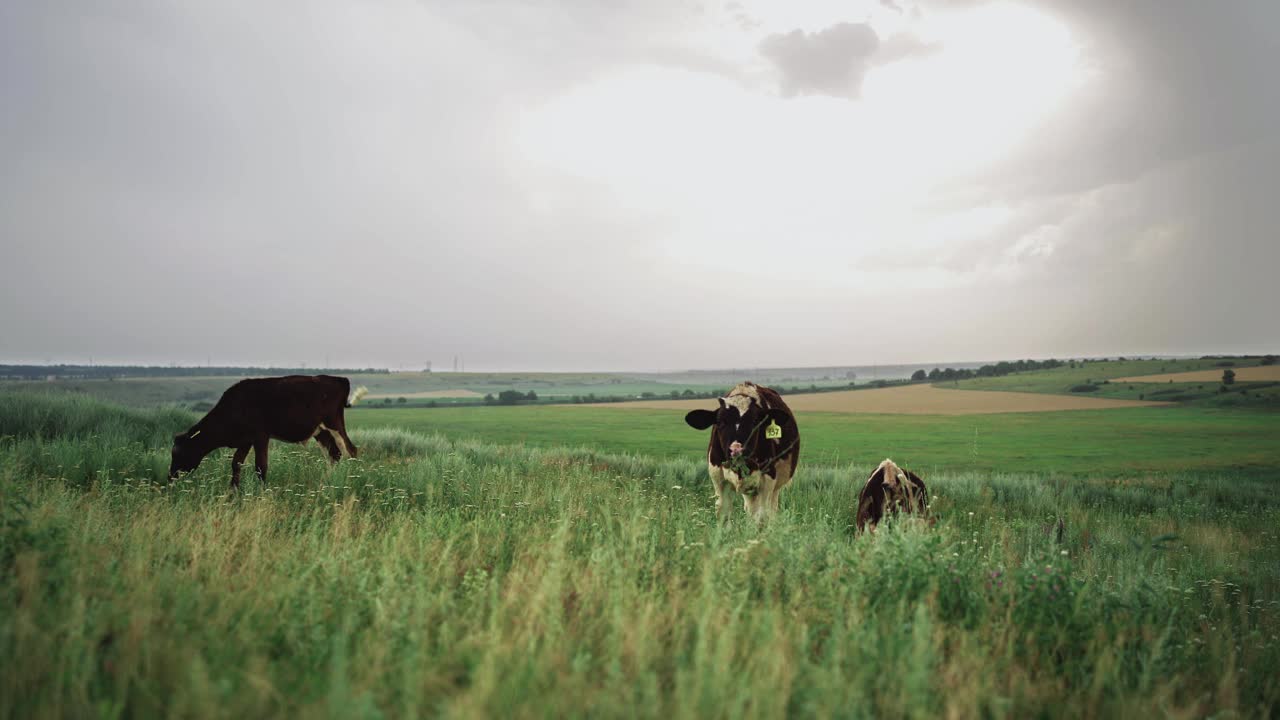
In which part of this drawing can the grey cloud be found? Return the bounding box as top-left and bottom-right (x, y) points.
(759, 22), (939, 98)
(760, 23), (881, 98)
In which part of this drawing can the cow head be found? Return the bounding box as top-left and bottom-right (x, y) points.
(685, 396), (789, 471)
(168, 428), (208, 480)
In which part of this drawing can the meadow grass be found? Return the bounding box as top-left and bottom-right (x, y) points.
(349, 404), (1280, 476)
(2, 392), (1279, 718)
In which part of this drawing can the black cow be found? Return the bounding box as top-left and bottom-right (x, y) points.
(855, 459), (929, 533)
(684, 382), (801, 521)
(169, 375), (362, 487)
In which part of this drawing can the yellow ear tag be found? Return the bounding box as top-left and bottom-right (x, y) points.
(765, 421), (782, 440)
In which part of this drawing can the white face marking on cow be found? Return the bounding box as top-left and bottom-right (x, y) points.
(728, 382), (762, 403)
(723, 393), (753, 417)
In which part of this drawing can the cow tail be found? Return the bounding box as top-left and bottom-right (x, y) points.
(347, 386), (369, 408)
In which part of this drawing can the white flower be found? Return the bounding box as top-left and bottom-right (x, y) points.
(1060, 550), (1069, 556)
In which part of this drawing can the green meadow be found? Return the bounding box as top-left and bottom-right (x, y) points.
(2, 388), (1279, 717)
(350, 404), (1280, 476)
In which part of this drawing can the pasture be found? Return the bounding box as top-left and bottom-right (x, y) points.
(2, 389), (1279, 717)
(350, 404), (1280, 475)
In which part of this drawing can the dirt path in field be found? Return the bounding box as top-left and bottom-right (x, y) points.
(1113, 366), (1280, 383)
(588, 383), (1170, 415)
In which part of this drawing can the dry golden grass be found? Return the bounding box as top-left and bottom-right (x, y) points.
(594, 383), (1170, 415)
(1113, 366), (1280, 383)
(366, 389), (484, 400)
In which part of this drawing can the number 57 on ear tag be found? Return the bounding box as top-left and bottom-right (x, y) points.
(765, 420), (782, 440)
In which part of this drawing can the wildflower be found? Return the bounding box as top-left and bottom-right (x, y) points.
(1060, 550), (1069, 556)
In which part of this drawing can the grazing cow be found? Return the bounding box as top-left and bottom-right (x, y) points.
(169, 375), (364, 487)
(855, 459), (929, 533)
(684, 382), (800, 521)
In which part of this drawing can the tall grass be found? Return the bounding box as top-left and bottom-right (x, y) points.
(1, 393), (1278, 718)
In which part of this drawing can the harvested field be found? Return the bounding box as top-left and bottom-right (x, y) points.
(365, 389), (484, 400)
(1114, 365), (1280, 383)
(597, 383), (1170, 415)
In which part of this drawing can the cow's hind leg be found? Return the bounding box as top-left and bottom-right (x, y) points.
(326, 411), (358, 458)
(230, 445), (250, 489)
(253, 436), (270, 486)
(314, 431), (342, 464)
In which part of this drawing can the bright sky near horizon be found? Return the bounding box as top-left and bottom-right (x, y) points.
(2, 1), (1277, 371)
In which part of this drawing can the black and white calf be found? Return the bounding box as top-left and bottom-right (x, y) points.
(855, 459), (929, 532)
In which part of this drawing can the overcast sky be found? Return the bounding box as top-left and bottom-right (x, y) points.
(2, 0), (1277, 371)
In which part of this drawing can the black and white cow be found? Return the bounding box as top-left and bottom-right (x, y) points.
(855, 458), (929, 533)
(684, 382), (801, 521)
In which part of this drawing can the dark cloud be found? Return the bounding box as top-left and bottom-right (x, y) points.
(759, 21), (940, 99)
(760, 23), (881, 98)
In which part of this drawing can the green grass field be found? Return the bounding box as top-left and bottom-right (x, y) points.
(2, 391), (1279, 717)
(349, 404), (1280, 476)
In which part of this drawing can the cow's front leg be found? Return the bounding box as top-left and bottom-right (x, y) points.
(253, 436), (270, 486)
(742, 474), (777, 522)
(230, 445), (251, 489)
(709, 463), (733, 520)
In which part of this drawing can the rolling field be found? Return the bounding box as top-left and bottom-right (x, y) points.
(949, 358), (1280, 410)
(1, 391), (1278, 717)
(0, 372), (733, 408)
(610, 383), (1169, 414)
(1114, 365), (1280, 383)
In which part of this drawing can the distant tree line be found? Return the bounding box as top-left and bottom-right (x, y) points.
(909, 358), (1067, 383)
(0, 365), (389, 381)
(484, 390), (539, 405)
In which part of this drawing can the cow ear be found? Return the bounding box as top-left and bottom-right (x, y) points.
(684, 409), (717, 430)
(765, 408), (791, 425)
